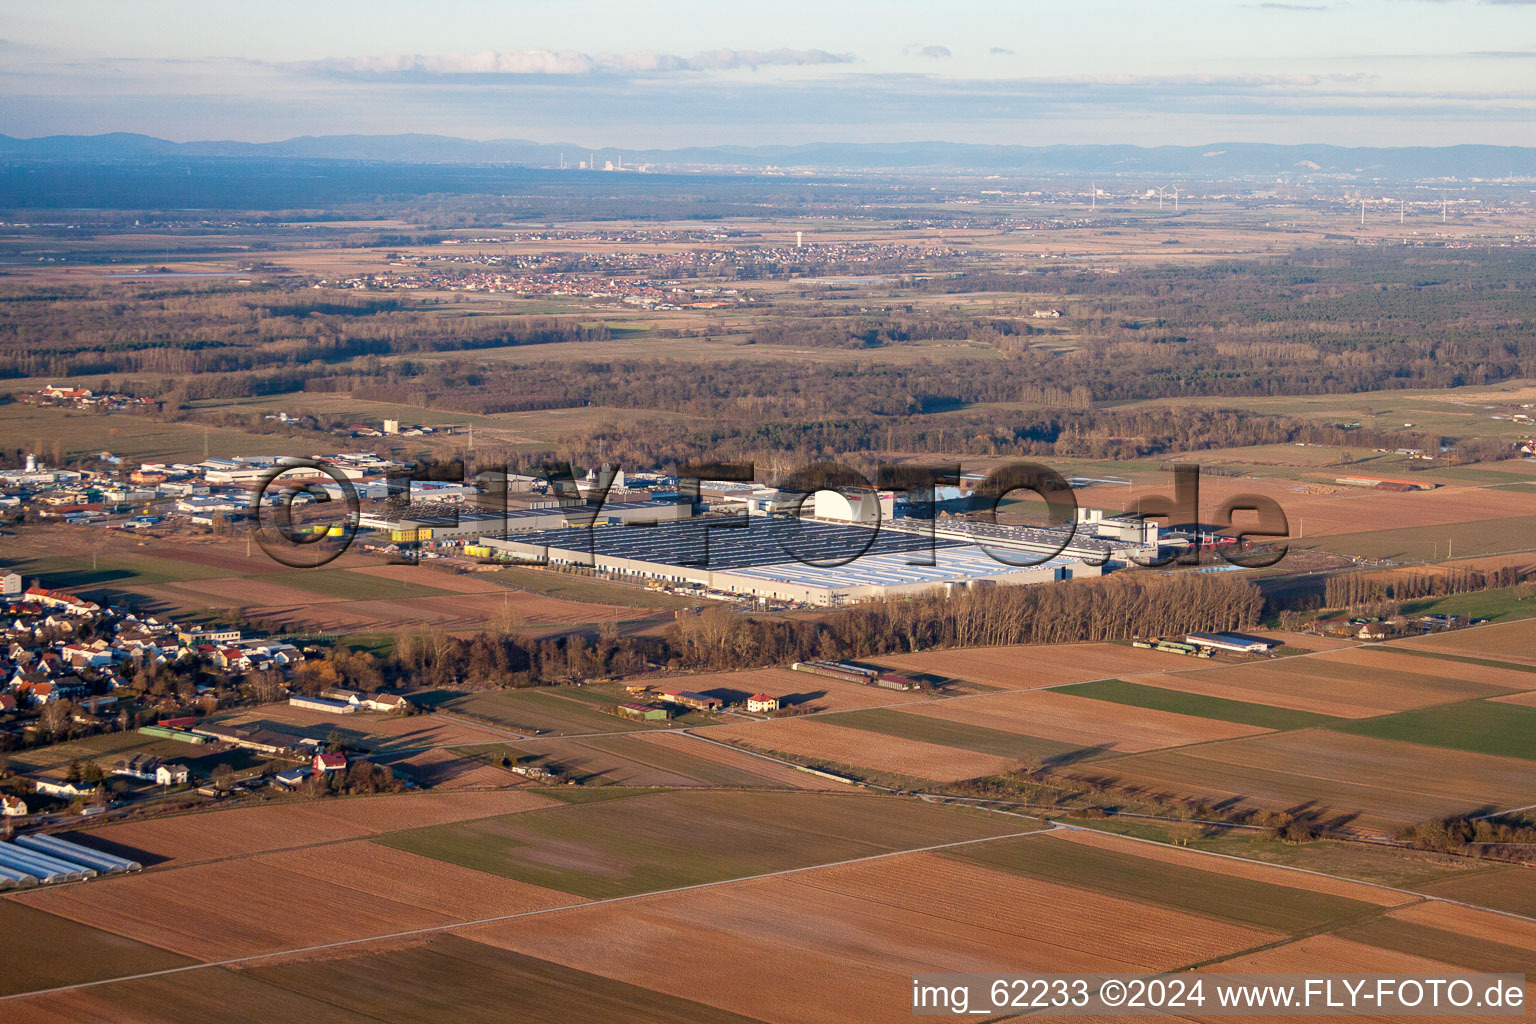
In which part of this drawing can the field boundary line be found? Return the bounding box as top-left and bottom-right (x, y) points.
(0, 823), (1053, 1004)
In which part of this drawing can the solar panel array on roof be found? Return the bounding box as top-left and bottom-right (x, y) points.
(726, 547), (1077, 590)
(509, 515), (967, 571)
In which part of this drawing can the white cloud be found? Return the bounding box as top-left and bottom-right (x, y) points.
(293, 48), (854, 78)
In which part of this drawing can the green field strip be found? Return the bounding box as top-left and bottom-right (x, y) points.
(1413, 865), (1536, 919)
(251, 568), (459, 602)
(946, 833), (1382, 934)
(375, 789), (1015, 900)
(0, 902), (197, 997)
(241, 934), (768, 1024)
(578, 734), (790, 788)
(444, 690), (651, 735)
(1384, 647), (1536, 675)
(1336, 918), (1536, 974)
(1055, 678), (1344, 732)
(831, 707), (1082, 762)
(1327, 699), (1536, 761)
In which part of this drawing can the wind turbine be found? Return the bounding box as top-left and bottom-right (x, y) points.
(1090, 182), (1096, 211)
(1171, 185), (1180, 211)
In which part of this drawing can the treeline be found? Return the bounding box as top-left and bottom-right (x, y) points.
(1324, 565), (1534, 607)
(376, 572), (1261, 689)
(552, 406), (1439, 469)
(0, 283), (606, 379)
(1398, 814), (1536, 862)
(746, 315), (1041, 350)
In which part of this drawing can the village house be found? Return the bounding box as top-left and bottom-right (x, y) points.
(746, 693), (781, 713)
(313, 752), (347, 773)
(1, 794), (27, 816)
(156, 763), (190, 786)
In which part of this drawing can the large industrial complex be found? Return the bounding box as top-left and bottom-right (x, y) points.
(472, 495), (1154, 606)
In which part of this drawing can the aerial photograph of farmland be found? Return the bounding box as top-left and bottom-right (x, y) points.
(2, 0), (1536, 1020)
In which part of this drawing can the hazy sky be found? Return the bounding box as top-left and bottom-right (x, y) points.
(2, 0), (1534, 146)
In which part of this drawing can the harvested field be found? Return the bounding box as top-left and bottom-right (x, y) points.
(441, 688), (655, 735)
(1045, 829), (1413, 908)
(1056, 678), (1340, 732)
(706, 718), (1020, 782)
(1415, 865), (1536, 918)
(79, 790), (560, 866)
(0, 901), (195, 997)
(242, 936), (764, 1024)
(950, 833), (1382, 933)
(1493, 689), (1536, 707)
(1061, 730), (1536, 834)
(874, 642), (1196, 689)
(1388, 900), (1536, 954)
(380, 789), (1019, 899)
(826, 707), (1079, 763)
(899, 688), (1270, 753)
(378, 748), (522, 789)
(1393, 619), (1536, 667)
(0, 964), (383, 1024)
(1321, 646), (1536, 690)
(260, 841), (581, 921)
(588, 732), (840, 789)
(9, 859), (465, 960)
(460, 851), (1277, 1024)
(1337, 916), (1536, 975)
(1125, 653), (1513, 719)
(495, 736), (706, 787)
(1203, 933), (1457, 974)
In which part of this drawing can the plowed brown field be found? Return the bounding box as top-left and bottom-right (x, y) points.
(80, 790), (559, 866)
(459, 851), (1277, 1024)
(707, 719), (1018, 782)
(900, 689), (1269, 752)
(876, 642), (1195, 689)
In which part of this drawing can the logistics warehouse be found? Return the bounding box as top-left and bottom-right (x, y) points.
(477, 516), (1113, 606)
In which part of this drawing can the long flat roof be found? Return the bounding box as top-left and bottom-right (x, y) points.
(499, 515), (965, 571)
(726, 546), (1077, 591)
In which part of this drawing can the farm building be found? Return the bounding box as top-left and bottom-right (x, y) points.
(112, 754), (164, 781)
(1185, 632), (1277, 654)
(273, 767), (310, 788)
(28, 775), (99, 799)
(746, 694), (781, 713)
(289, 695), (355, 715)
(617, 702), (670, 721)
(189, 723), (297, 754)
(658, 690), (722, 712)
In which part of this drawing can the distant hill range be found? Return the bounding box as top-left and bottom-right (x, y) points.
(2, 133), (1534, 178)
